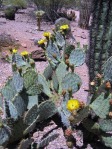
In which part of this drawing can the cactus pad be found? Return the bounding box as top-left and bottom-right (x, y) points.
(46, 40), (61, 63)
(24, 105), (38, 125)
(90, 93), (112, 119)
(27, 95), (38, 110)
(72, 106), (89, 124)
(26, 84), (43, 96)
(0, 126), (10, 146)
(12, 95), (26, 116)
(62, 72), (82, 93)
(69, 49), (85, 67)
(12, 54), (27, 67)
(56, 62), (67, 93)
(23, 70), (38, 89)
(52, 73), (59, 92)
(101, 134), (112, 148)
(38, 74), (52, 97)
(103, 56), (112, 81)
(2, 79), (17, 101)
(99, 119), (112, 132)
(37, 100), (58, 122)
(4, 100), (18, 120)
(55, 31), (65, 48)
(12, 72), (23, 93)
(43, 64), (53, 80)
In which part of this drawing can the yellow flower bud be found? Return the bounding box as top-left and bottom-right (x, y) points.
(60, 24), (69, 30)
(12, 49), (17, 54)
(43, 32), (51, 38)
(21, 51), (29, 56)
(38, 39), (47, 45)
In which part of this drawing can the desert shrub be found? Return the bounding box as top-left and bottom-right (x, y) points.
(4, 5), (17, 20)
(3, 0), (27, 9)
(33, 0), (76, 22)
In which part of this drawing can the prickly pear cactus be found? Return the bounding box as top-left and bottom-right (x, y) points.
(0, 22), (87, 149)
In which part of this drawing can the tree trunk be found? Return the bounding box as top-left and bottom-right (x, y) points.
(78, 0), (92, 29)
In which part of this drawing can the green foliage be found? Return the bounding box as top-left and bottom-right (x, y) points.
(33, 0), (76, 22)
(4, 0), (27, 9)
(4, 5), (17, 20)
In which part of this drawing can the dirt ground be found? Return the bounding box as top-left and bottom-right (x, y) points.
(0, 7), (90, 149)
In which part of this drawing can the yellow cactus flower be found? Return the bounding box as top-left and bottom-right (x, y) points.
(38, 39), (46, 45)
(60, 24), (69, 30)
(21, 51), (29, 56)
(12, 49), (17, 54)
(66, 99), (80, 112)
(43, 32), (51, 38)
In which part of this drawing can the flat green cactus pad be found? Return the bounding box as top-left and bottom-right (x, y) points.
(72, 106), (89, 124)
(37, 100), (58, 122)
(69, 49), (85, 67)
(62, 72), (82, 93)
(56, 62), (67, 93)
(99, 119), (112, 132)
(12, 54), (27, 67)
(24, 105), (38, 125)
(12, 72), (23, 93)
(52, 73), (59, 92)
(27, 95), (38, 110)
(0, 126), (10, 146)
(38, 74), (52, 97)
(23, 116), (39, 135)
(101, 134), (112, 148)
(12, 95), (26, 116)
(90, 93), (112, 119)
(103, 56), (112, 81)
(26, 84), (43, 96)
(46, 40), (61, 63)
(4, 100), (18, 120)
(2, 78), (17, 101)
(43, 64), (53, 80)
(55, 31), (65, 48)
(23, 70), (38, 89)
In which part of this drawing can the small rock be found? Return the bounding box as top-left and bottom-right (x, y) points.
(15, 38), (19, 41)
(81, 34), (86, 39)
(21, 43), (27, 48)
(30, 38), (35, 41)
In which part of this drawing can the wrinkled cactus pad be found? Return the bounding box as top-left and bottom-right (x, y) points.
(69, 49), (85, 67)
(62, 72), (82, 93)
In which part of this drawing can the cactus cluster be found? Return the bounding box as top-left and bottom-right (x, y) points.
(0, 24), (86, 148)
(0, 51), (60, 148)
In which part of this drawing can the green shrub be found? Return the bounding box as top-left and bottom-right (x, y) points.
(3, 0), (27, 9)
(4, 5), (17, 20)
(33, 0), (76, 22)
